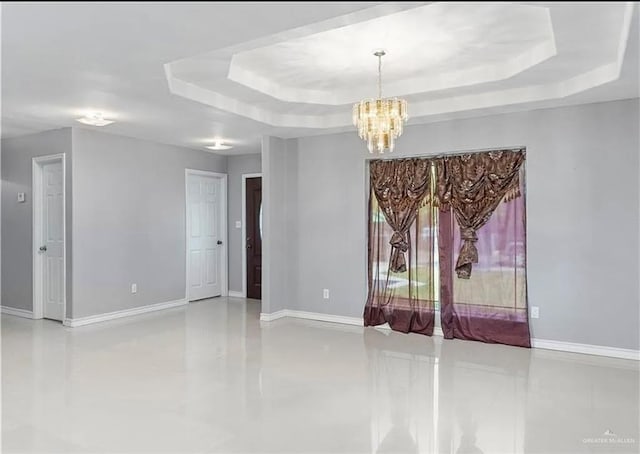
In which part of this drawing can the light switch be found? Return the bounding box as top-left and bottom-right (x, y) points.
(17, 192), (25, 203)
(235, 221), (242, 229)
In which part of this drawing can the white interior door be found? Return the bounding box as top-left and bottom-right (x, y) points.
(187, 173), (223, 301)
(41, 161), (64, 321)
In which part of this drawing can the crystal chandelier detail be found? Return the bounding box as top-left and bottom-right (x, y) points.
(352, 50), (408, 154)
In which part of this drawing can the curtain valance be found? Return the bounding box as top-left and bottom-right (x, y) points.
(435, 149), (525, 278)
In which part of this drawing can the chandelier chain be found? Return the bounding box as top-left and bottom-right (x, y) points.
(378, 53), (382, 99)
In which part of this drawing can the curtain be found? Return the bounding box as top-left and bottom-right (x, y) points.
(364, 158), (437, 335)
(436, 150), (525, 279)
(439, 161), (530, 347)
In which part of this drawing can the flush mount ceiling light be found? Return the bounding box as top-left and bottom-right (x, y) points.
(76, 112), (114, 127)
(206, 140), (232, 151)
(353, 50), (408, 154)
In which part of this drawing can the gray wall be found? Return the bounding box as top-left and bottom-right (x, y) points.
(261, 136), (298, 314)
(265, 99), (640, 350)
(1, 128), (73, 314)
(226, 153), (261, 294)
(71, 129), (226, 318)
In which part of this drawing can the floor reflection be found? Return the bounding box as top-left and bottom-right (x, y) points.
(2, 298), (638, 453)
(364, 328), (525, 454)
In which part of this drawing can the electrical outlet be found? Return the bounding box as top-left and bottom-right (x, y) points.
(131, 283), (137, 294)
(323, 289), (330, 300)
(530, 306), (539, 319)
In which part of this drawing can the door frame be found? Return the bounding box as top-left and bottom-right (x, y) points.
(185, 169), (228, 301)
(241, 173), (262, 298)
(32, 153), (66, 320)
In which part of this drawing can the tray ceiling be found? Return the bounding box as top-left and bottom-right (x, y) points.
(166, 2), (635, 129)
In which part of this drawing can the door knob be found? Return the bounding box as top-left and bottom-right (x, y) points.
(217, 240), (223, 245)
(39, 245), (47, 252)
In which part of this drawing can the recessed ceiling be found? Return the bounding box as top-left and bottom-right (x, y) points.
(166, 2), (637, 130)
(2, 2), (638, 154)
(228, 3), (555, 104)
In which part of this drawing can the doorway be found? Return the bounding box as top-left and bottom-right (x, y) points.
(185, 170), (228, 301)
(243, 175), (262, 299)
(32, 154), (66, 321)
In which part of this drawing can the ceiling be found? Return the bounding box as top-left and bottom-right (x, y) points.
(223, 3), (557, 104)
(2, 2), (638, 155)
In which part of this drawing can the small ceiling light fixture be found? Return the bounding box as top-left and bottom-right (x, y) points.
(206, 139), (232, 151)
(76, 112), (114, 127)
(353, 50), (408, 154)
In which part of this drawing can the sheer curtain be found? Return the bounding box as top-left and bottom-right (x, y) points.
(439, 166), (530, 347)
(364, 158), (438, 335)
(364, 151), (529, 347)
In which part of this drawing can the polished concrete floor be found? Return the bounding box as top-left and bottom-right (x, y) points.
(2, 298), (639, 453)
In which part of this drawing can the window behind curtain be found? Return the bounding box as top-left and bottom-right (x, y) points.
(452, 184), (526, 311)
(370, 195), (439, 307)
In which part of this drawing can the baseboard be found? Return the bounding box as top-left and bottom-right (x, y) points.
(228, 291), (244, 298)
(258, 309), (638, 360)
(260, 309), (362, 325)
(285, 310), (364, 326)
(1, 306), (34, 319)
(63, 298), (188, 327)
(259, 310), (288, 322)
(259, 310), (446, 337)
(532, 338), (639, 361)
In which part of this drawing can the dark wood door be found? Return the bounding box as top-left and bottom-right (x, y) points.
(246, 177), (262, 299)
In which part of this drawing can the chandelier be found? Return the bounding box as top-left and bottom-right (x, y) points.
(352, 50), (408, 154)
